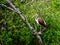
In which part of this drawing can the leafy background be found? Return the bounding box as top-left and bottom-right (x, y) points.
(0, 0), (60, 45)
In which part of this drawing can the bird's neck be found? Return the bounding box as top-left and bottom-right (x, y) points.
(35, 16), (39, 19)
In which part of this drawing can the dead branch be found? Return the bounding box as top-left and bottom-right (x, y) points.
(6, 0), (35, 34)
(0, 38), (3, 45)
(0, 0), (43, 45)
(0, 4), (13, 11)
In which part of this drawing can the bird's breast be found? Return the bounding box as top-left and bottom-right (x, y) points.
(35, 18), (39, 24)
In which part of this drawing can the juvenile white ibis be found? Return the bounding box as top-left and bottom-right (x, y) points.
(34, 14), (46, 27)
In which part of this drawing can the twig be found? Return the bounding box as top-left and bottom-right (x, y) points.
(0, 38), (3, 45)
(0, 4), (14, 11)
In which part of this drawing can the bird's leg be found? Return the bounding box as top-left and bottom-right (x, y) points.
(37, 24), (40, 32)
(40, 25), (42, 32)
(37, 25), (42, 35)
(34, 23), (37, 30)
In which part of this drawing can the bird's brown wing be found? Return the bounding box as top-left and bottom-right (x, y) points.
(38, 18), (46, 27)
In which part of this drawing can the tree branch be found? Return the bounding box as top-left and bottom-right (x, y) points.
(0, 4), (14, 11)
(0, 0), (43, 45)
(6, 0), (35, 33)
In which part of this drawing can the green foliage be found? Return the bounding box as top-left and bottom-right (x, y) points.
(0, 0), (60, 45)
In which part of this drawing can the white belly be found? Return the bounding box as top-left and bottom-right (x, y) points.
(35, 19), (39, 24)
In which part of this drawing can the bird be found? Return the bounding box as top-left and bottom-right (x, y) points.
(34, 14), (46, 27)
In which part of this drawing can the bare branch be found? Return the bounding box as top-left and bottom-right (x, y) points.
(36, 34), (43, 45)
(0, 38), (3, 45)
(4, 0), (43, 45)
(0, 4), (14, 11)
(6, 0), (34, 31)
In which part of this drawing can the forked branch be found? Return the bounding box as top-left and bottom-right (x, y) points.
(0, 0), (43, 45)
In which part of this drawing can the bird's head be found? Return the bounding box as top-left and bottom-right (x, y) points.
(33, 14), (39, 19)
(35, 14), (39, 17)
